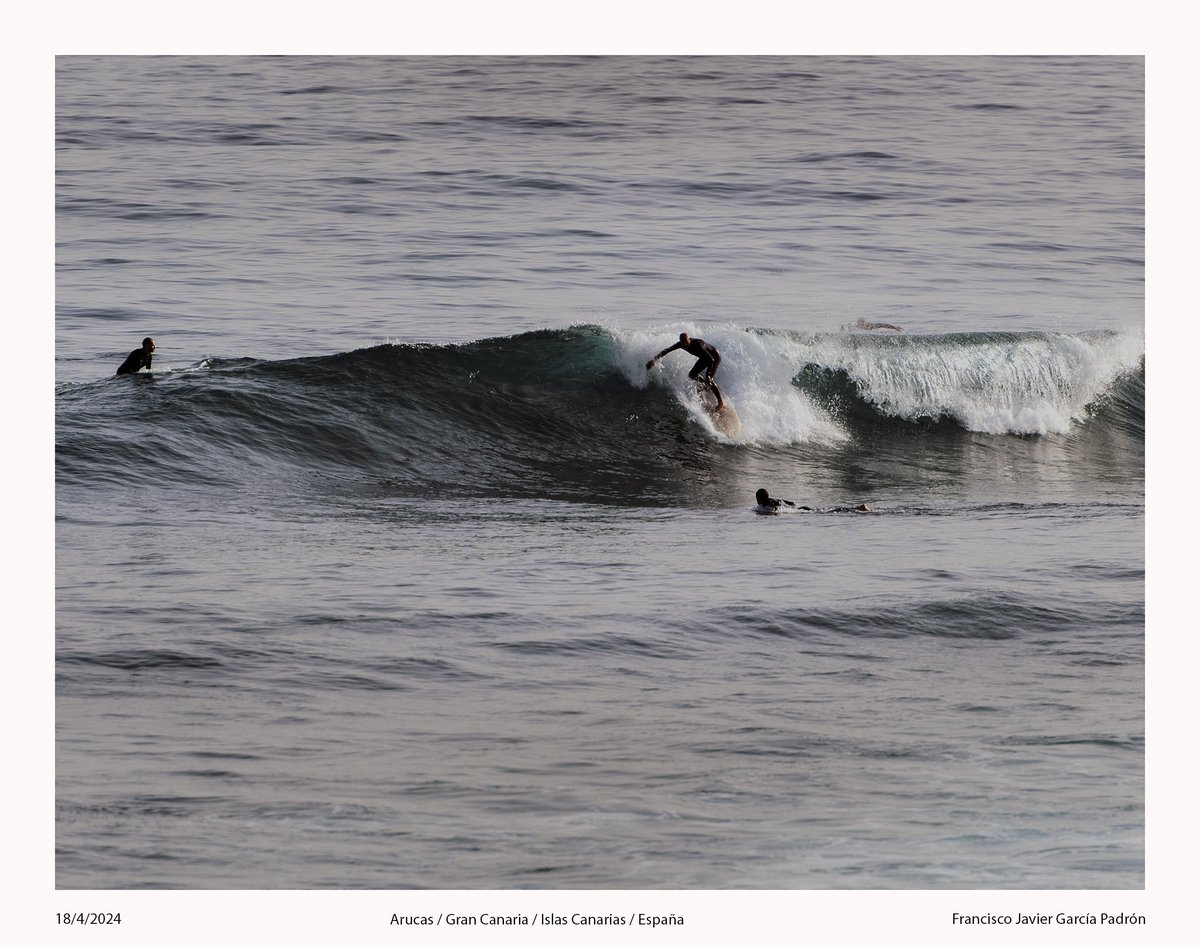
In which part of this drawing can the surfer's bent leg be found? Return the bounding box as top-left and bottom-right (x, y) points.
(689, 356), (718, 385)
(689, 358), (724, 408)
(684, 356), (723, 408)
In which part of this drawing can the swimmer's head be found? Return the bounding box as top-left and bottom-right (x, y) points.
(755, 489), (769, 504)
(142, 337), (156, 351)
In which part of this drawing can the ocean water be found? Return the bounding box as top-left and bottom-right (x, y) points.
(55, 55), (1144, 890)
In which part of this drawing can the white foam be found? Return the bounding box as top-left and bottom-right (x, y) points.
(787, 329), (1145, 435)
(607, 322), (1145, 440)
(608, 322), (848, 446)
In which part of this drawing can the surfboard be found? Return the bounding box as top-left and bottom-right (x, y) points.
(698, 386), (740, 437)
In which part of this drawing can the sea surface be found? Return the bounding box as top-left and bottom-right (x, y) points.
(55, 55), (1144, 890)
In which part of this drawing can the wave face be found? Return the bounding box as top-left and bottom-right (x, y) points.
(55, 325), (1145, 505)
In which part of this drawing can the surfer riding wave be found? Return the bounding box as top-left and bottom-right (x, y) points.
(645, 333), (725, 409)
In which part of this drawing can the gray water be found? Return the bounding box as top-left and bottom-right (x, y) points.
(55, 55), (1143, 891)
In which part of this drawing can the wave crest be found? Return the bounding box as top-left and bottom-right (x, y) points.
(56, 324), (1145, 501)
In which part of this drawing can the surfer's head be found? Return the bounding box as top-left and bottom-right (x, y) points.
(142, 337), (156, 351)
(679, 332), (690, 345)
(755, 489), (770, 504)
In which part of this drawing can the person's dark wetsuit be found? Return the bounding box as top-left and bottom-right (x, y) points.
(755, 488), (810, 511)
(755, 488), (871, 513)
(645, 332), (724, 408)
(116, 337), (155, 375)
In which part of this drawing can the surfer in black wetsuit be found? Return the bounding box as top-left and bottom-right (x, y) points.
(116, 337), (156, 375)
(755, 488), (871, 513)
(756, 489), (809, 511)
(645, 332), (725, 409)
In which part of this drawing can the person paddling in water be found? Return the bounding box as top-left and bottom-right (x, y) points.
(755, 488), (872, 513)
(645, 333), (725, 409)
(756, 489), (807, 511)
(116, 336), (156, 375)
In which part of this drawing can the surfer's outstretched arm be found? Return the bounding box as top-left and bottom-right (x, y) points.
(645, 341), (683, 369)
